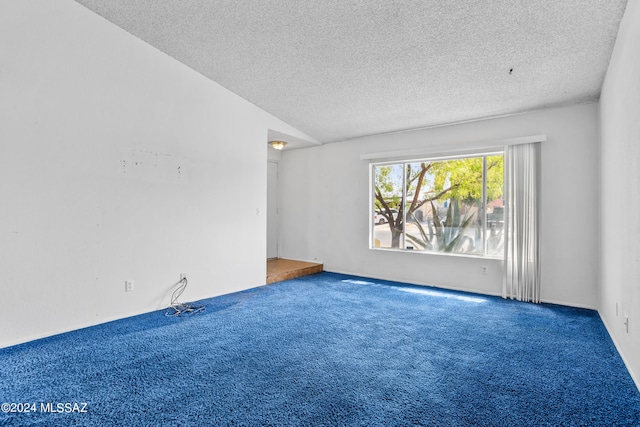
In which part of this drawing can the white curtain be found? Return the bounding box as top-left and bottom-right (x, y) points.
(503, 143), (540, 303)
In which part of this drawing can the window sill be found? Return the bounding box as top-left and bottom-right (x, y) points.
(369, 246), (504, 261)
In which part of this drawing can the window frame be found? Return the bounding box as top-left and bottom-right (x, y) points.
(369, 150), (505, 259)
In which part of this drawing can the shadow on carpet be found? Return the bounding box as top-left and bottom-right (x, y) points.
(1, 272), (639, 426)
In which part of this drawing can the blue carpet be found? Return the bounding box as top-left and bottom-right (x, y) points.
(1, 272), (639, 426)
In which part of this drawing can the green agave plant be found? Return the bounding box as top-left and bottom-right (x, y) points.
(406, 199), (477, 253)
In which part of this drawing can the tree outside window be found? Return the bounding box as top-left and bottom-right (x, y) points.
(372, 154), (504, 257)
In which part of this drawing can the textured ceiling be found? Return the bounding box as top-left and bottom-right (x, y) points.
(74, 0), (627, 144)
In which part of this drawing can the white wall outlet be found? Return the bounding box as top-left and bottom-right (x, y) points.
(125, 280), (134, 292)
(481, 265), (488, 275)
(180, 273), (187, 280)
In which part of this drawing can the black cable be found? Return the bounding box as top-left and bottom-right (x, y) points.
(165, 276), (205, 317)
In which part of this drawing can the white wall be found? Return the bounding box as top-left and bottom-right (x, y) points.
(280, 103), (600, 308)
(0, 0), (311, 348)
(599, 0), (640, 389)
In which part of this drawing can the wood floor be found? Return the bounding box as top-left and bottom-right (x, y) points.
(266, 258), (323, 284)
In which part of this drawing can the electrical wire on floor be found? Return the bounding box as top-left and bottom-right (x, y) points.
(165, 276), (205, 317)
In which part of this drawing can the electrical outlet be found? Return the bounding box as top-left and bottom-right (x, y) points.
(125, 280), (134, 292)
(180, 273), (187, 280)
(481, 266), (488, 275)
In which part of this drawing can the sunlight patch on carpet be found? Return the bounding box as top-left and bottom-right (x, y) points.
(341, 279), (377, 285)
(341, 278), (486, 303)
(397, 287), (487, 303)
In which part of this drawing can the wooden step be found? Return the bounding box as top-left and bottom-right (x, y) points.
(266, 258), (323, 284)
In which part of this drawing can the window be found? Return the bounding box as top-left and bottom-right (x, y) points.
(371, 153), (504, 257)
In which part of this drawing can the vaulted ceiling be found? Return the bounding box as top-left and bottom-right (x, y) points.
(74, 0), (628, 144)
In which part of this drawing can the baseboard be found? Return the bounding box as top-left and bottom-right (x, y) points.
(599, 311), (640, 392)
(539, 298), (597, 310)
(0, 311), (137, 350)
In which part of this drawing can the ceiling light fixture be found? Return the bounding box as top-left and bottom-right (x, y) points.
(269, 140), (287, 150)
